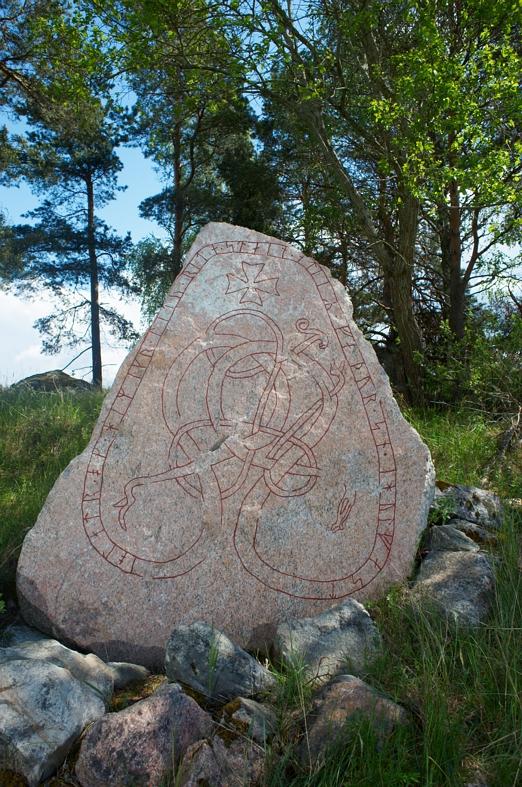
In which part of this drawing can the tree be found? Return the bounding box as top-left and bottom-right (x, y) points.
(0, 0), (62, 108)
(91, 0), (282, 314)
(1, 2), (138, 386)
(91, 0), (243, 280)
(1, 103), (137, 387)
(223, 1), (427, 400)
(220, 0), (522, 402)
(129, 99), (284, 315)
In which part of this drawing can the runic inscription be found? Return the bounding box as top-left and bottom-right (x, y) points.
(80, 240), (400, 599)
(17, 223), (434, 664)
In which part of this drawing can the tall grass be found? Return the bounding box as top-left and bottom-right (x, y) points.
(406, 406), (521, 499)
(0, 386), (103, 595)
(265, 506), (520, 786)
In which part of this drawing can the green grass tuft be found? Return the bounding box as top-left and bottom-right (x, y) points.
(405, 406), (522, 499)
(0, 385), (104, 595)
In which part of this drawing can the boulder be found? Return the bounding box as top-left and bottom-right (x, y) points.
(425, 524), (480, 553)
(75, 683), (213, 787)
(273, 599), (381, 682)
(0, 658), (106, 786)
(165, 622), (275, 702)
(0, 623), (150, 691)
(0, 638), (113, 702)
(0, 622), (48, 646)
(107, 661), (150, 690)
(178, 737), (265, 787)
(412, 550), (495, 625)
(220, 697), (277, 745)
(17, 222), (434, 665)
(12, 369), (94, 392)
(300, 674), (408, 766)
(448, 518), (498, 546)
(432, 484), (503, 529)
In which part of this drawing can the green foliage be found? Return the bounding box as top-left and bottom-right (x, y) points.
(427, 493), (455, 527)
(423, 298), (522, 414)
(3, 0), (521, 400)
(405, 406), (521, 498)
(226, 0), (522, 400)
(128, 237), (174, 321)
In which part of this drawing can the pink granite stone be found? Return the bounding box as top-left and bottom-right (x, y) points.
(16, 223), (434, 666)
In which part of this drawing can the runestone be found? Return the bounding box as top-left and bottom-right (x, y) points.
(17, 223), (434, 666)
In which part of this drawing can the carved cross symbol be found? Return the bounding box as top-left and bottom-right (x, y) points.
(225, 261), (280, 306)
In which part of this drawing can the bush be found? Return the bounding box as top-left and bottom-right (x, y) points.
(423, 298), (522, 414)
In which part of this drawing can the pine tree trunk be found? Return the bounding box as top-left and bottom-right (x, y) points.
(86, 174), (102, 388)
(379, 188), (424, 403)
(304, 107), (424, 401)
(447, 181), (465, 340)
(172, 122), (184, 280)
(439, 182), (466, 340)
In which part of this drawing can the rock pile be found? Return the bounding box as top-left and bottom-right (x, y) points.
(0, 625), (149, 784)
(412, 483), (499, 625)
(0, 602), (393, 786)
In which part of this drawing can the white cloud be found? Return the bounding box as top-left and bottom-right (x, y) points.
(0, 290), (145, 387)
(15, 343), (44, 362)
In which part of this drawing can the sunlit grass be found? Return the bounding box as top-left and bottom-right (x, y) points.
(406, 406), (521, 499)
(0, 385), (104, 594)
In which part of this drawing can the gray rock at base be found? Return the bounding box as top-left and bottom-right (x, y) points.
(75, 683), (213, 787)
(300, 674), (408, 766)
(0, 622), (48, 647)
(425, 524), (480, 553)
(0, 658), (106, 786)
(165, 622), (276, 703)
(412, 550), (495, 625)
(0, 623), (148, 691)
(106, 661), (150, 690)
(178, 736), (265, 787)
(273, 599), (381, 683)
(448, 518), (498, 545)
(220, 697), (277, 745)
(432, 485), (503, 529)
(0, 638), (113, 702)
(465, 772), (490, 787)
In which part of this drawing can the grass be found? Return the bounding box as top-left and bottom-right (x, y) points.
(0, 386), (103, 598)
(405, 406), (522, 500)
(0, 389), (520, 785)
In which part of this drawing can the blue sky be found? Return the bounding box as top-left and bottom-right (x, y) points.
(0, 144), (165, 386)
